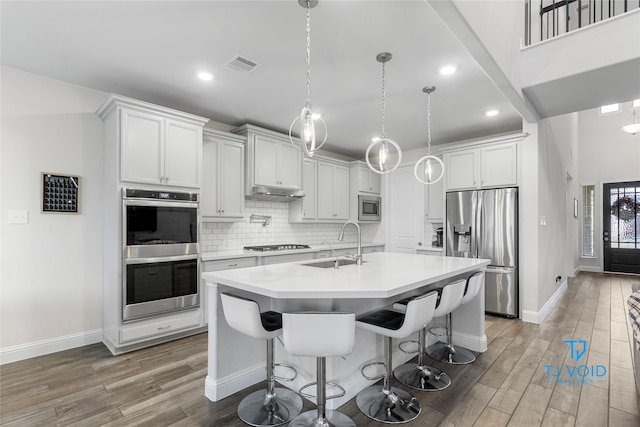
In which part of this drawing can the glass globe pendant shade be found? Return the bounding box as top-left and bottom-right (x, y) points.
(289, 106), (327, 157)
(366, 137), (402, 174)
(414, 155), (444, 184)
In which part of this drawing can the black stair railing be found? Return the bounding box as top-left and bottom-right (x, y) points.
(525, 0), (640, 46)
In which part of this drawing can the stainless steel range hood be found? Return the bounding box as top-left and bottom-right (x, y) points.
(246, 186), (305, 202)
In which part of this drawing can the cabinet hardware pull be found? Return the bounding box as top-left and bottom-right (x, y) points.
(157, 325), (171, 330)
(228, 263), (238, 267)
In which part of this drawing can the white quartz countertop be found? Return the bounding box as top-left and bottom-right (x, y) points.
(202, 252), (489, 299)
(201, 242), (384, 261)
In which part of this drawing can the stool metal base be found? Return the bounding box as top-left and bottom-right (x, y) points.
(237, 387), (304, 426)
(426, 341), (476, 365)
(356, 385), (421, 423)
(288, 409), (356, 427)
(393, 363), (451, 391)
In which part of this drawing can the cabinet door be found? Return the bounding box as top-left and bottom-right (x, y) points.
(357, 166), (380, 193)
(278, 142), (302, 189)
(300, 158), (317, 219)
(219, 141), (244, 218)
(388, 164), (424, 253)
(164, 120), (202, 188)
(480, 143), (517, 188)
(316, 162), (334, 219)
(333, 165), (350, 219)
(425, 177), (444, 221)
(121, 109), (164, 185)
(253, 135), (279, 187)
(201, 140), (219, 216)
(445, 151), (477, 190)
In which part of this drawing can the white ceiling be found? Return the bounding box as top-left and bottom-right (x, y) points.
(0, 0), (523, 158)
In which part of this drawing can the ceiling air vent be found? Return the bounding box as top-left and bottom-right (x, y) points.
(225, 55), (260, 74)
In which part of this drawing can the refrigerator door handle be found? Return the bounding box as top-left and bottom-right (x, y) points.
(484, 266), (514, 274)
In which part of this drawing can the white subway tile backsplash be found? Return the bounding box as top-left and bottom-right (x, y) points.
(201, 200), (357, 251)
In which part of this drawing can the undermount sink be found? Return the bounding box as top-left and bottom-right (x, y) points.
(302, 258), (363, 268)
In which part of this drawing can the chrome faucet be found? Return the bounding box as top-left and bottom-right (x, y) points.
(338, 221), (362, 265)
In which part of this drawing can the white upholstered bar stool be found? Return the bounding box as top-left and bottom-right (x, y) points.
(426, 271), (485, 364)
(220, 293), (303, 427)
(282, 312), (356, 427)
(355, 291), (438, 423)
(392, 279), (466, 391)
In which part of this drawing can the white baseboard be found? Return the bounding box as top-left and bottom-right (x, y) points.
(205, 362), (265, 402)
(579, 266), (602, 273)
(452, 331), (488, 353)
(0, 329), (103, 365)
(521, 280), (568, 324)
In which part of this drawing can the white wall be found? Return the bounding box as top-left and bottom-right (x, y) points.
(1, 67), (108, 359)
(578, 103), (640, 271)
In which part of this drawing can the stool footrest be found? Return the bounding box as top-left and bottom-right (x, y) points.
(299, 381), (346, 401)
(273, 363), (297, 382)
(360, 361), (386, 381)
(398, 339), (419, 354)
(429, 326), (447, 337)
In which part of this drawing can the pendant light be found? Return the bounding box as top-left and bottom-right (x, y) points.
(288, 0), (327, 158)
(366, 52), (402, 175)
(414, 86), (444, 185)
(621, 107), (640, 135)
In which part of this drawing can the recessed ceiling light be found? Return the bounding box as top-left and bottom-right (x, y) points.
(438, 65), (457, 76)
(197, 72), (214, 81)
(485, 109), (499, 117)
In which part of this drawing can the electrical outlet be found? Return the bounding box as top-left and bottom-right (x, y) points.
(8, 210), (29, 224)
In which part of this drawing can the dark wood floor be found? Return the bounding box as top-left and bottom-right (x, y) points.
(1, 272), (639, 426)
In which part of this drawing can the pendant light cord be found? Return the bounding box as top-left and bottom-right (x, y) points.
(305, 3), (311, 109)
(427, 91), (432, 155)
(381, 60), (386, 139)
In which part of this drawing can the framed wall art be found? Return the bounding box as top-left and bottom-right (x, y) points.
(41, 173), (79, 214)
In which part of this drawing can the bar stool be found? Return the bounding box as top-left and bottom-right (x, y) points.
(220, 293), (303, 427)
(426, 272), (485, 364)
(392, 279), (466, 391)
(282, 311), (356, 427)
(355, 291), (438, 423)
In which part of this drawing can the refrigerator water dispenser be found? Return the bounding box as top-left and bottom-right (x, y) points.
(453, 224), (472, 255)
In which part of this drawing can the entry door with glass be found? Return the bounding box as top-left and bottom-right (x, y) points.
(603, 181), (640, 273)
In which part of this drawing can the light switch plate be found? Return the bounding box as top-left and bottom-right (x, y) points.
(8, 210), (29, 224)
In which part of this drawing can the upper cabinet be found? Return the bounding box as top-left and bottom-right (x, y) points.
(317, 161), (350, 220)
(424, 172), (444, 221)
(289, 157), (350, 223)
(97, 95), (208, 189)
(233, 124), (302, 194)
(201, 129), (245, 220)
(352, 164), (381, 194)
(443, 137), (522, 191)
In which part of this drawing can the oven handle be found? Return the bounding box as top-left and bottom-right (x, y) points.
(124, 254), (198, 265)
(123, 199), (198, 209)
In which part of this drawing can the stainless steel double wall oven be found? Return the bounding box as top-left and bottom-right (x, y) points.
(122, 188), (199, 322)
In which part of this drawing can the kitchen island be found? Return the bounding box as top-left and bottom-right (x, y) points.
(202, 252), (490, 407)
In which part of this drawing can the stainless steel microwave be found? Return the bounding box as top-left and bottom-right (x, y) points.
(358, 195), (381, 222)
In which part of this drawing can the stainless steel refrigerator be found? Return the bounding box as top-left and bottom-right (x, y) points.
(446, 188), (518, 318)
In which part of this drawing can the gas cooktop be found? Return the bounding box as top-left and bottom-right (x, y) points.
(243, 244), (311, 252)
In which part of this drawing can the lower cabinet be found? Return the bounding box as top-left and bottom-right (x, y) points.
(119, 309), (201, 343)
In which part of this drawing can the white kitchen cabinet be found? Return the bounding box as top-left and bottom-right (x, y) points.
(387, 164), (425, 253)
(201, 129), (245, 220)
(444, 150), (477, 191)
(97, 95), (209, 355)
(443, 140), (518, 191)
(289, 158), (318, 221)
(351, 163), (381, 194)
(317, 161), (350, 220)
(234, 124), (302, 194)
(424, 174), (444, 221)
(118, 106), (206, 189)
